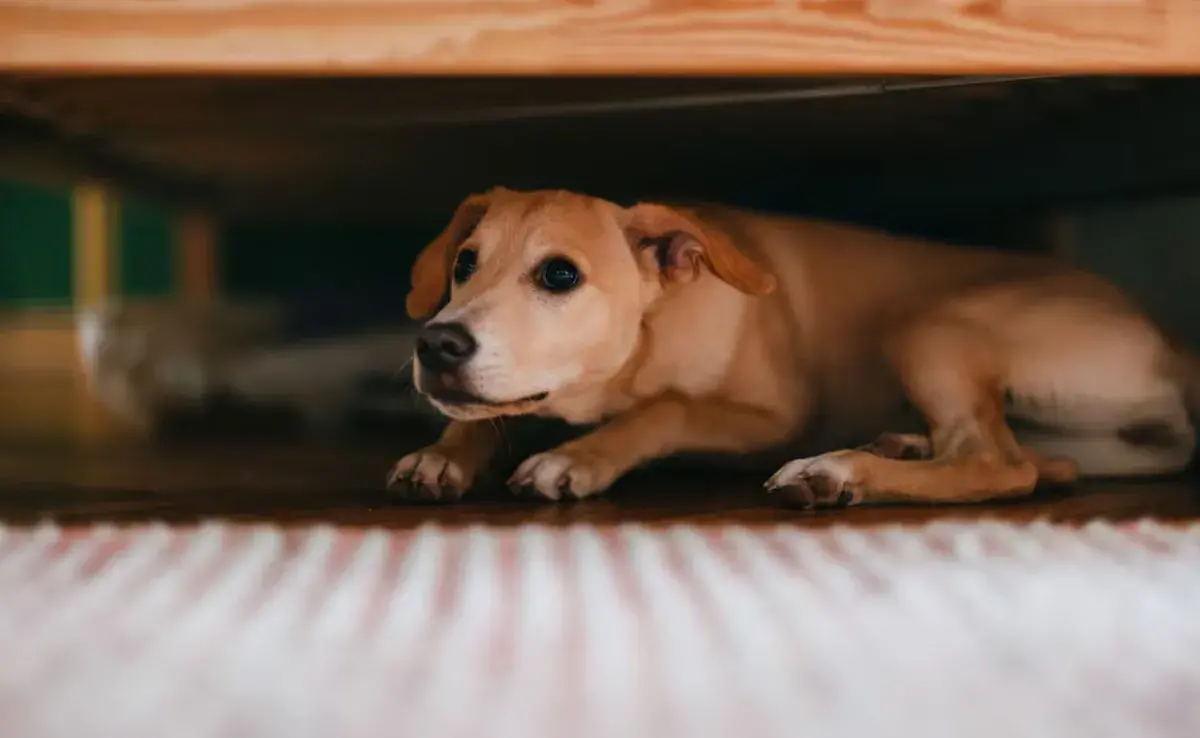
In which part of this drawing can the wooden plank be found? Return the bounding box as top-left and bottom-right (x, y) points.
(0, 0), (1197, 74)
(0, 439), (1196, 525)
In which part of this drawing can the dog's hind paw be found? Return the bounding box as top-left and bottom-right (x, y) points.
(386, 447), (475, 503)
(764, 450), (867, 510)
(508, 449), (618, 501)
(859, 432), (931, 460)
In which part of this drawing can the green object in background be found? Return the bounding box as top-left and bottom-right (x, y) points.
(0, 180), (180, 307)
(119, 196), (174, 298)
(0, 180), (73, 306)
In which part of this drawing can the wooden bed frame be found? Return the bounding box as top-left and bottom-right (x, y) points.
(1, 1), (1198, 74)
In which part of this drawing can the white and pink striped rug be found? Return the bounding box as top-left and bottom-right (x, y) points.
(0, 520), (1198, 738)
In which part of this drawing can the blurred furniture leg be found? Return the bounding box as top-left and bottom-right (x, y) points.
(71, 181), (129, 442)
(177, 209), (217, 303)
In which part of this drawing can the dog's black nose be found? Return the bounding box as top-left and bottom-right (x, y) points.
(416, 322), (477, 371)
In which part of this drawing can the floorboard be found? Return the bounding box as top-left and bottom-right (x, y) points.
(0, 437), (1196, 529)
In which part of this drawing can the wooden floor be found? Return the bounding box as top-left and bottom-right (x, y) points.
(0, 434), (1198, 529)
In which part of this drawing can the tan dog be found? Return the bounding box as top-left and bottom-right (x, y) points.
(387, 187), (1198, 508)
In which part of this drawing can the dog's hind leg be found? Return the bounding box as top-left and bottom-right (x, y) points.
(1013, 424), (1194, 478)
(857, 432), (931, 460)
(765, 317), (1074, 508)
(860, 431), (1078, 485)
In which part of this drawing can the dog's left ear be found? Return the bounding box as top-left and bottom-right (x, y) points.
(406, 192), (493, 319)
(622, 203), (776, 296)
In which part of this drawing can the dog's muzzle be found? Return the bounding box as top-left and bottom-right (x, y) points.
(415, 322), (477, 373)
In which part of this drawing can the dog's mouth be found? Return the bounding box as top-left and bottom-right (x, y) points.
(414, 363), (548, 416)
(425, 387), (549, 408)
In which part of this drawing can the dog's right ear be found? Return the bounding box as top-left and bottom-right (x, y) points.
(622, 203), (776, 296)
(406, 193), (492, 320)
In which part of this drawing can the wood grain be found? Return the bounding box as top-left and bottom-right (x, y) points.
(0, 0), (1197, 74)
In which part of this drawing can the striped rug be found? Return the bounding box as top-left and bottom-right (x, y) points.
(1, 520), (1198, 738)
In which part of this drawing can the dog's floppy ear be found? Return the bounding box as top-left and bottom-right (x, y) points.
(406, 192), (492, 319)
(622, 203), (776, 296)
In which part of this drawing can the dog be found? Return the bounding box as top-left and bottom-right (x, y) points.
(387, 187), (1199, 508)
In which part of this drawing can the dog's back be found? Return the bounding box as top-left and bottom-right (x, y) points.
(706, 208), (1197, 476)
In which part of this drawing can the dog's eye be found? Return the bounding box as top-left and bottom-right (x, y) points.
(453, 249), (478, 285)
(536, 257), (581, 294)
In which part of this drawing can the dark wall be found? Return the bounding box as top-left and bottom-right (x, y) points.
(1064, 195), (1200, 348)
(221, 220), (428, 299)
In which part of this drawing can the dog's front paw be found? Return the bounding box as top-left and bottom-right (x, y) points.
(508, 448), (619, 501)
(387, 446), (477, 503)
(764, 450), (867, 509)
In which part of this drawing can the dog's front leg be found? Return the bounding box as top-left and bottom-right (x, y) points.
(388, 420), (501, 502)
(508, 394), (791, 500)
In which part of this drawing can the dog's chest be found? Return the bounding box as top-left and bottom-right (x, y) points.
(541, 357), (723, 426)
(541, 387), (636, 426)
(630, 279), (746, 396)
(628, 352), (730, 401)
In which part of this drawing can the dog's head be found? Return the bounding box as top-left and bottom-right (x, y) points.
(406, 188), (775, 421)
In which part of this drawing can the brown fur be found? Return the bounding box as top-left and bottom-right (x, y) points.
(388, 188), (1197, 507)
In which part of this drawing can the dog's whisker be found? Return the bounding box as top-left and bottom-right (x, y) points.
(485, 417), (515, 460)
(393, 356), (414, 379)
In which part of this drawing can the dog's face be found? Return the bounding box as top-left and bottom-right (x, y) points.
(406, 188), (775, 421)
